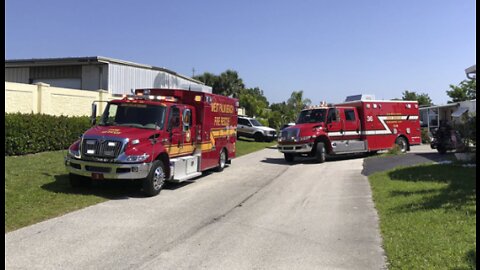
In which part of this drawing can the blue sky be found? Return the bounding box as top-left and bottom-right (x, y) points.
(5, 0), (476, 105)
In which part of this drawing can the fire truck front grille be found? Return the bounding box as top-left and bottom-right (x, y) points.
(81, 139), (124, 160)
(280, 128), (300, 142)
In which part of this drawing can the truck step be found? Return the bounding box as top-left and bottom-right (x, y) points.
(170, 172), (202, 183)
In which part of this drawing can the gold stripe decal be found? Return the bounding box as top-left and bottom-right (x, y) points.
(166, 127), (236, 155)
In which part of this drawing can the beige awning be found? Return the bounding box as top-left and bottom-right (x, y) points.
(451, 107), (468, 118)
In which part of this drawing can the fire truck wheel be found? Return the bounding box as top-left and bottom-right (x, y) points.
(395, 137), (408, 153)
(142, 160), (166, 197)
(315, 142), (327, 163)
(216, 149), (228, 172)
(254, 133), (264, 142)
(437, 147), (447, 154)
(69, 173), (92, 188)
(284, 153), (295, 163)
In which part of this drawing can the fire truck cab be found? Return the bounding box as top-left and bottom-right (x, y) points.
(277, 95), (421, 163)
(65, 89), (238, 196)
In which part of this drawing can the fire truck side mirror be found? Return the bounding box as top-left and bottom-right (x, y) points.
(91, 103), (97, 126)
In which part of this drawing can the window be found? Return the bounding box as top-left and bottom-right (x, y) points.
(168, 107), (181, 131)
(296, 109), (326, 124)
(327, 109), (338, 122)
(238, 118), (249, 126)
(183, 109), (192, 131)
(250, 119), (263, 126)
(99, 103), (166, 130)
(345, 109), (356, 121)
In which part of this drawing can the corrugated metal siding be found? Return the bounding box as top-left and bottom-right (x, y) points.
(30, 66), (82, 79)
(5, 68), (29, 83)
(107, 64), (211, 95)
(81, 65), (102, 90)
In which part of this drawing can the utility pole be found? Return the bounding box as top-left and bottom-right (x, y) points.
(192, 67), (195, 77)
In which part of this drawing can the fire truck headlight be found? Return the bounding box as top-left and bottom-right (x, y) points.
(125, 153), (150, 163)
(68, 149), (81, 159)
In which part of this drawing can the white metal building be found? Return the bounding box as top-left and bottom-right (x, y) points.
(5, 56), (211, 94)
(419, 99), (476, 133)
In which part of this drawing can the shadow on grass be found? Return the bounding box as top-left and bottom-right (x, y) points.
(463, 249), (476, 270)
(237, 137), (255, 142)
(452, 249), (477, 270)
(42, 174), (195, 200)
(387, 164), (476, 212)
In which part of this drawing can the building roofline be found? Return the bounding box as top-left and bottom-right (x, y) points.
(5, 56), (205, 85)
(419, 103), (459, 110)
(465, 64), (476, 79)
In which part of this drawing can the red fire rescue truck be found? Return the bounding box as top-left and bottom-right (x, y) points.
(65, 89), (238, 196)
(277, 95), (421, 163)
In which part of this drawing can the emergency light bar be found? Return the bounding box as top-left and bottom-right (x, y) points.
(304, 102), (330, 110)
(122, 94), (178, 102)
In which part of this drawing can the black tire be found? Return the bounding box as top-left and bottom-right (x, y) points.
(216, 149), (228, 172)
(69, 173), (92, 188)
(142, 160), (166, 197)
(315, 142), (327, 163)
(254, 133), (264, 142)
(395, 137), (408, 153)
(284, 153), (295, 162)
(437, 147), (447, 154)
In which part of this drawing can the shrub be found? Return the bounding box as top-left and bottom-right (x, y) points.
(455, 113), (476, 150)
(421, 128), (431, 144)
(387, 145), (402, 155)
(5, 113), (92, 156)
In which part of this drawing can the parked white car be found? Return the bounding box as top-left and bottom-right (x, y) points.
(237, 116), (277, 142)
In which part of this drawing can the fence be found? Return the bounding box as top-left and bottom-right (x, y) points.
(5, 82), (115, 117)
(5, 81), (247, 117)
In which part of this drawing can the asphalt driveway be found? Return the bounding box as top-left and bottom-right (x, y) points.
(362, 144), (454, 176)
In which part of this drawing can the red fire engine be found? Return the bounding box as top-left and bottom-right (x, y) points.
(277, 95), (421, 162)
(65, 88), (238, 196)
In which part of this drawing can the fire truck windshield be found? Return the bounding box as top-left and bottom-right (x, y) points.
(296, 109), (327, 124)
(99, 103), (166, 130)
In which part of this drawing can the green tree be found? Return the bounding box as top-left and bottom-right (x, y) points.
(270, 102), (295, 128)
(287, 90), (312, 117)
(193, 72), (218, 88)
(238, 87), (269, 118)
(194, 70), (245, 97)
(216, 70), (245, 97)
(401, 91), (432, 106)
(446, 79), (476, 103)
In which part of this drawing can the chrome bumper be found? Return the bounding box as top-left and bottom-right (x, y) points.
(277, 143), (314, 153)
(65, 156), (152, 179)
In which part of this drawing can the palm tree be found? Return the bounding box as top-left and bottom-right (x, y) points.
(287, 90), (312, 117)
(216, 70), (245, 97)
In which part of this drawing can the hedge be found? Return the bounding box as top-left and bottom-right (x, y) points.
(5, 113), (92, 156)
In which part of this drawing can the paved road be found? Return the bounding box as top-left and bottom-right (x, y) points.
(362, 144), (453, 176)
(6, 148), (386, 270)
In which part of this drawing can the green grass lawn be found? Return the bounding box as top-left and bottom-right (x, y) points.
(369, 164), (476, 270)
(5, 140), (276, 233)
(235, 138), (277, 157)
